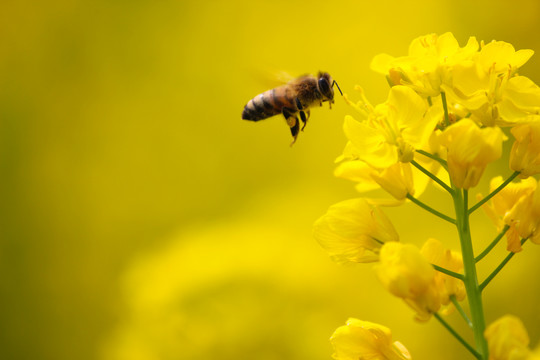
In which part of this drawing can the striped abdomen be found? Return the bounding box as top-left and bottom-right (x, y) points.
(242, 85), (297, 121)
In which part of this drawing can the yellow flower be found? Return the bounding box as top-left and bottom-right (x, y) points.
(481, 176), (537, 252)
(420, 238), (465, 307)
(375, 242), (440, 321)
(313, 198), (399, 263)
(439, 118), (505, 189)
(330, 318), (411, 360)
(371, 32), (479, 97)
(506, 179), (540, 245)
(510, 120), (540, 178)
(343, 85), (437, 169)
(451, 41), (538, 127)
(485, 315), (535, 360)
(335, 125), (447, 203)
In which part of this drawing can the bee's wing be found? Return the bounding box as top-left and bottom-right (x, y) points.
(273, 70), (298, 84)
(249, 68), (304, 88)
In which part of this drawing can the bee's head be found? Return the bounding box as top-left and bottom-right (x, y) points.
(317, 72), (343, 103)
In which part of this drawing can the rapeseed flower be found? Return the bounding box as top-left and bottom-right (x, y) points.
(342, 85), (437, 168)
(371, 32), (478, 97)
(485, 315), (537, 360)
(313, 198), (399, 263)
(420, 238), (465, 307)
(375, 242), (440, 321)
(506, 179), (540, 245)
(510, 120), (540, 178)
(330, 318), (411, 360)
(481, 176), (537, 252)
(451, 41), (538, 127)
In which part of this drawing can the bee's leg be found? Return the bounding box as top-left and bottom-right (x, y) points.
(299, 110), (308, 131)
(289, 118), (300, 145)
(295, 98), (304, 111)
(283, 107), (300, 145)
(294, 98), (310, 132)
(300, 109), (311, 131)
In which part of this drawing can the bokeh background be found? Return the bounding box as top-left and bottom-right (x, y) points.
(1, 0), (540, 359)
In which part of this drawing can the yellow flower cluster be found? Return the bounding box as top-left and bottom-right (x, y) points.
(339, 32), (540, 198)
(371, 32), (539, 127)
(317, 32), (540, 360)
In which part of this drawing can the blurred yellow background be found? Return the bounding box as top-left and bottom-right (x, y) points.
(1, 0), (540, 359)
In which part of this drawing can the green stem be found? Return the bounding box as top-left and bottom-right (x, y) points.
(441, 92), (451, 127)
(469, 172), (520, 214)
(415, 149), (448, 169)
(479, 238), (528, 291)
(450, 295), (473, 328)
(453, 189), (488, 358)
(411, 160), (454, 195)
(475, 225), (509, 263)
(434, 313), (481, 359)
(432, 264), (464, 280)
(407, 194), (456, 224)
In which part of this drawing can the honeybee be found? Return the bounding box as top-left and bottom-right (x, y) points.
(242, 72), (342, 144)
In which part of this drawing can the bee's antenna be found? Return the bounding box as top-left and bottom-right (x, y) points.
(332, 80), (343, 96)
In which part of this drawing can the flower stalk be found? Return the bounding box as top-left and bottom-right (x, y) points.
(480, 238), (529, 291)
(432, 264), (464, 280)
(434, 313), (481, 359)
(450, 295), (473, 328)
(452, 188), (489, 358)
(406, 194), (456, 224)
(411, 160), (454, 194)
(475, 225), (509, 263)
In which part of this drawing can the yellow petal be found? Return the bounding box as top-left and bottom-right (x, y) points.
(344, 115), (398, 169)
(371, 53), (397, 74)
(388, 86), (428, 140)
(478, 41), (533, 73)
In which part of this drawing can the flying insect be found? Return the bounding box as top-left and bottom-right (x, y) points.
(242, 72), (342, 144)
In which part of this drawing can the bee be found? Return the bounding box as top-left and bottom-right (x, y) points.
(242, 72), (342, 145)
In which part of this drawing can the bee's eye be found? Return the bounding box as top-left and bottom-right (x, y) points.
(318, 77), (332, 98)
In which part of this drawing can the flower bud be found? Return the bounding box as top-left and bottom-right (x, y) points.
(439, 119), (505, 189)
